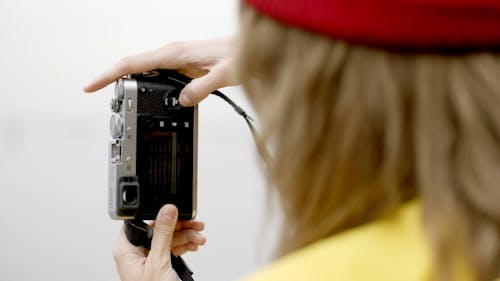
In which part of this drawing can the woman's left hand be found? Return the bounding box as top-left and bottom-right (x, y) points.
(113, 204), (206, 281)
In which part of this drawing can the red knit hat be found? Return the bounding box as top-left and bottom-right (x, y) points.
(244, 0), (500, 50)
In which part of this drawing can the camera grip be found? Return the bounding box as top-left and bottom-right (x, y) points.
(123, 220), (194, 281)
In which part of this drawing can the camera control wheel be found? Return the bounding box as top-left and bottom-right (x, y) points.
(110, 98), (121, 112)
(114, 79), (125, 100)
(110, 113), (124, 139)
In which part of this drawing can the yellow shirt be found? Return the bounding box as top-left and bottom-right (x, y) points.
(241, 201), (433, 281)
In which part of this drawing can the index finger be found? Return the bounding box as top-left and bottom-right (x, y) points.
(83, 45), (182, 93)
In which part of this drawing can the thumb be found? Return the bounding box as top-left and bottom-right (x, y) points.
(149, 204), (178, 260)
(179, 63), (232, 106)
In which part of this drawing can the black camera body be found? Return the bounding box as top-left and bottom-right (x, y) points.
(108, 70), (197, 220)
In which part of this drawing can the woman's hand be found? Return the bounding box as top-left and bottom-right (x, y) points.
(83, 37), (236, 106)
(113, 204), (206, 281)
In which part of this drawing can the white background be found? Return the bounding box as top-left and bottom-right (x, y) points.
(0, 0), (273, 280)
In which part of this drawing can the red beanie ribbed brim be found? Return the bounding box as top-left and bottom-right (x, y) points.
(245, 0), (500, 50)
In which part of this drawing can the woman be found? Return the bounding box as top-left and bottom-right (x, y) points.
(85, 0), (500, 280)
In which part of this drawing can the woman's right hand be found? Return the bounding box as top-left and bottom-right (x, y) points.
(83, 37), (237, 106)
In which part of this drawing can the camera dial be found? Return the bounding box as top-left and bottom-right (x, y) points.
(115, 79), (125, 100)
(110, 113), (124, 139)
(110, 98), (121, 112)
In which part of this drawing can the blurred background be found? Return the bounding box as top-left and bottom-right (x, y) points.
(0, 0), (273, 280)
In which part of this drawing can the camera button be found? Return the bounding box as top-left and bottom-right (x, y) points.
(165, 96), (181, 109)
(127, 98), (133, 112)
(171, 97), (179, 107)
(110, 140), (121, 164)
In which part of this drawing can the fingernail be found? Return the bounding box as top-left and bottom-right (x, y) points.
(161, 205), (176, 222)
(195, 233), (207, 244)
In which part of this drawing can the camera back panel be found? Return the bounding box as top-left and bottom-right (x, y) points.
(108, 70), (197, 220)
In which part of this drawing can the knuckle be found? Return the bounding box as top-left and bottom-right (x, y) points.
(148, 254), (170, 271)
(162, 41), (193, 65)
(161, 41), (185, 59)
(112, 248), (122, 263)
(163, 41), (186, 51)
(186, 230), (197, 241)
(154, 223), (175, 239)
(117, 56), (133, 73)
(171, 247), (184, 257)
(189, 244), (199, 251)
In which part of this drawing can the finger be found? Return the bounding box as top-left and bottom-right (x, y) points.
(148, 204), (178, 260)
(83, 44), (183, 93)
(176, 220), (205, 232)
(83, 49), (164, 93)
(171, 243), (200, 256)
(179, 61), (232, 106)
(171, 229), (206, 248)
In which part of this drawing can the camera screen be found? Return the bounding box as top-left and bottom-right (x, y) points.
(137, 128), (193, 216)
(142, 131), (180, 194)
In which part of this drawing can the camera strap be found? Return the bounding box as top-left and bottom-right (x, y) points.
(171, 254), (194, 281)
(124, 220), (194, 281)
(211, 91), (271, 164)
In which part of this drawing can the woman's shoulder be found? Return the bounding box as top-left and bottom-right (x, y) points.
(240, 201), (433, 281)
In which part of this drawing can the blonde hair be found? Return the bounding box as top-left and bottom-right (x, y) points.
(236, 3), (500, 281)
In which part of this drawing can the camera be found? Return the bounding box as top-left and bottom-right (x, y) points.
(108, 70), (197, 220)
